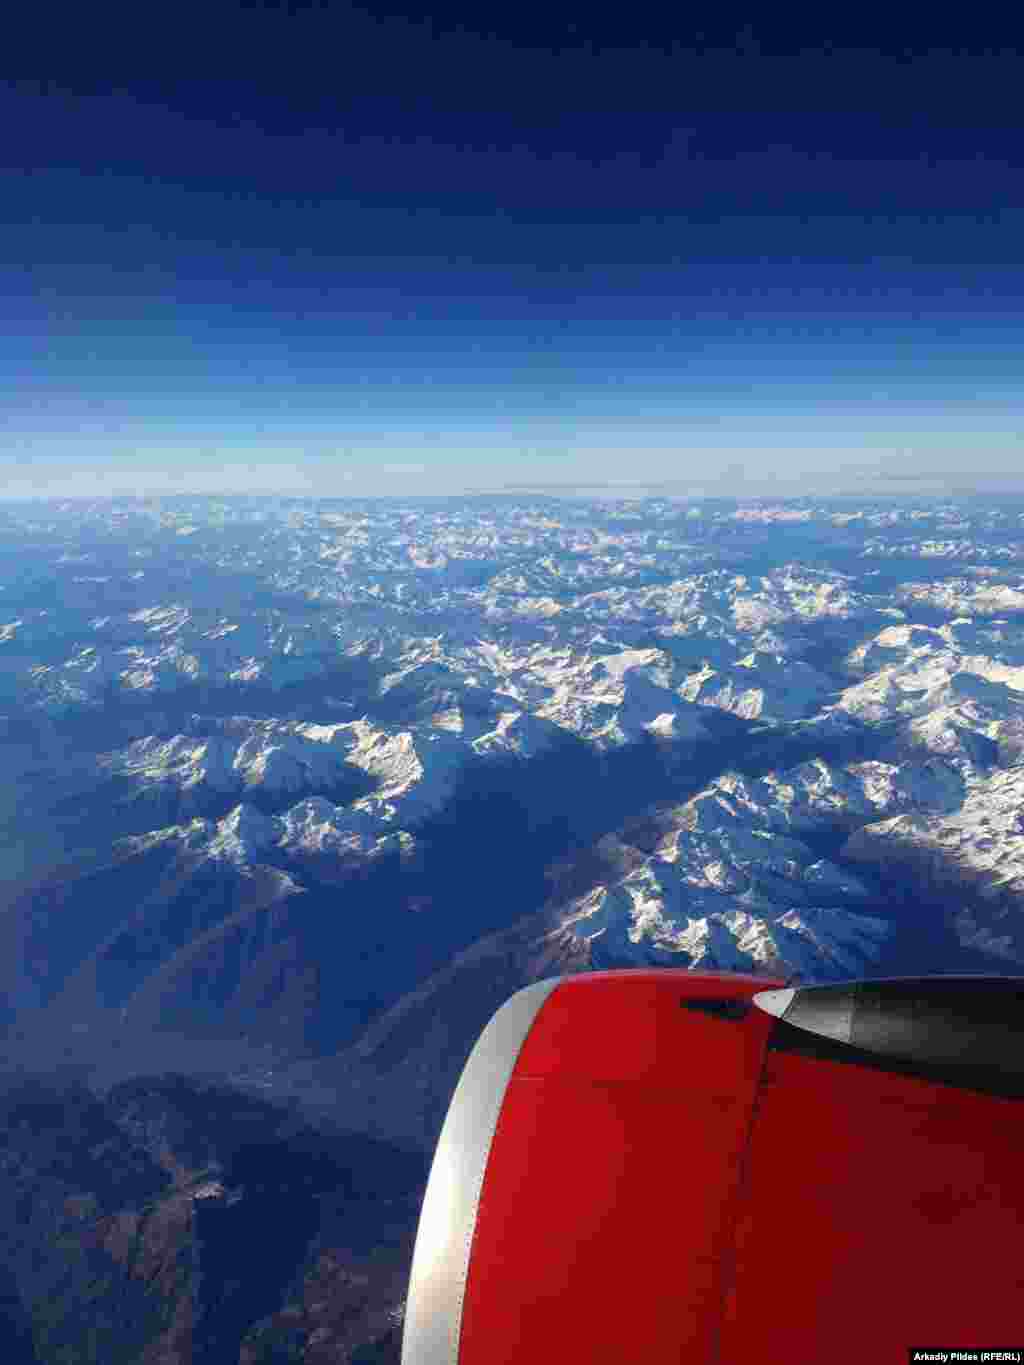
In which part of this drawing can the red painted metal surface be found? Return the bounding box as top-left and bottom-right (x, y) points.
(721, 1047), (1024, 1363)
(457, 971), (781, 1364)
(453, 969), (1024, 1363)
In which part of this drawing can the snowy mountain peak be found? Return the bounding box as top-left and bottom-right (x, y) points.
(206, 803), (283, 864)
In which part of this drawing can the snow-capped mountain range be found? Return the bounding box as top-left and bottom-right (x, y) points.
(3, 491), (1024, 1100)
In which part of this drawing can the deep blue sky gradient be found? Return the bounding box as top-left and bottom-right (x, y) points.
(4, 6), (1023, 496)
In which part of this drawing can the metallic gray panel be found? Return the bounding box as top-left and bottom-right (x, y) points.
(400, 977), (562, 1365)
(751, 987), (795, 1021)
(755, 984), (856, 1044)
(787, 985), (857, 1046)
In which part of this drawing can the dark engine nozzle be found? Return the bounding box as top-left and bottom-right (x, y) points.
(754, 976), (1024, 1096)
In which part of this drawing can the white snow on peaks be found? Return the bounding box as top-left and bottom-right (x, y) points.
(24, 494), (1024, 989)
(834, 620), (1024, 768)
(845, 621), (1024, 693)
(679, 651), (834, 723)
(551, 770), (890, 979)
(559, 567), (864, 636)
(897, 577), (1024, 615)
(659, 774), (875, 902)
(127, 605), (192, 634)
(206, 803), (283, 863)
(556, 856), (888, 979)
(120, 792), (419, 870)
(25, 601), (375, 711)
(844, 622), (950, 677)
(533, 654), (706, 751)
(590, 646), (667, 683)
(730, 569), (861, 632)
(341, 721), (465, 825)
(731, 506), (815, 523)
(276, 797), (411, 863)
(469, 709), (565, 759)
(447, 637), (708, 751)
(102, 733), (237, 791)
(101, 721), (355, 796)
(844, 762), (1024, 963)
(101, 715), (466, 831)
(755, 755), (965, 831)
(115, 812), (236, 861)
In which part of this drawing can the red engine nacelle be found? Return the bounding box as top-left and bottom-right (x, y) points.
(402, 969), (1024, 1364)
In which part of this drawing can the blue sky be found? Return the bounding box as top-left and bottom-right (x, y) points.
(4, 12), (1023, 498)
